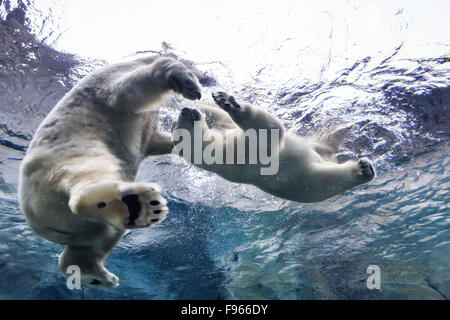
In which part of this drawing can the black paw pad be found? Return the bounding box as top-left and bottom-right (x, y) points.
(122, 194), (141, 226)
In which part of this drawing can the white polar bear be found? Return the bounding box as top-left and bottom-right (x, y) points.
(172, 92), (376, 203)
(18, 56), (202, 287)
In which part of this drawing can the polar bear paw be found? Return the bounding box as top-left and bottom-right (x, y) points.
(83, 267), (119, 288)
(118, 182), (168, 228)
(212, 91), (242, 112)
(70, 182), (168, 230)
(165, 62), (202, 100)
(59, 247), (120, 288)
(358, 158), (376, 180)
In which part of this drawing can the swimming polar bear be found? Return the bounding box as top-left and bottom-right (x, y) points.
(172, 92), (376, 203)
(18, 56), (202, 287)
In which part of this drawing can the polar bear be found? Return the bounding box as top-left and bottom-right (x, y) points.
(172, 92), (375, 203)
(18, 56), (202, 287)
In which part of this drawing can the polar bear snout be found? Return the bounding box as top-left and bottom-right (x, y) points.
(181, 107), (202, 121)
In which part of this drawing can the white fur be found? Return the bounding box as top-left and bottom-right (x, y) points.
(19, 56), (202, 287)
(172, 92), (376, 203)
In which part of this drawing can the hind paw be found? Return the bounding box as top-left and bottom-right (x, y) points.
(358, 158), (376, 180)
(118, 182), (168, 228)
(69, 181), (168, 230)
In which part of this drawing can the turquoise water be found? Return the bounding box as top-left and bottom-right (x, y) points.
(0, 149), (449, 299)
(0, 0), (449, 299)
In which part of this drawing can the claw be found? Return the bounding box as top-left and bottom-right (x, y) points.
(212, 91), (241, 110)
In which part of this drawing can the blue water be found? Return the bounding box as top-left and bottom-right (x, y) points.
(1, 149), (448, 299)
(0, 1), (449, 299)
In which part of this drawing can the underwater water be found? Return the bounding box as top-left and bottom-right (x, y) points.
(0, 0), (449, 299)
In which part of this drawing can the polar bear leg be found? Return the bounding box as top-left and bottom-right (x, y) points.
(108, 57), (202, 111)
(69, 181), (168, 230)
(212, 92), (285, 140)
(312, 142), (337, 162)
(59, 241), (121, 287)
(145, 130), (174, 156)
(307, 158), (376, 200)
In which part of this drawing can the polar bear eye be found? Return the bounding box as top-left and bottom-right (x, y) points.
(96, 202), (107, 209)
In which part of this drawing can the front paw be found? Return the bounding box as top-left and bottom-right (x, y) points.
(212, 92), (241, 112)
(166, 63), (202, 100)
